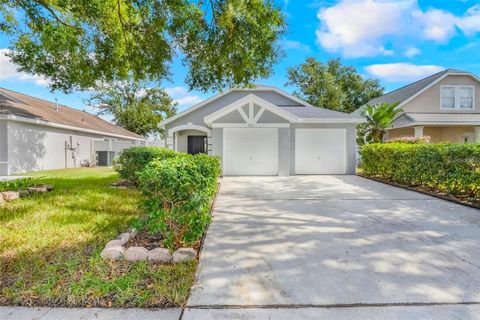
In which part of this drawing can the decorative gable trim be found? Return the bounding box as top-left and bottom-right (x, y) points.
(204, 94), (298, 126)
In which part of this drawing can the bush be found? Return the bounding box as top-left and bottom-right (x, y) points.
(113, 147), (176, 185)
(385, 136), (431, 144)
(360, 143), (480, 200)
(138, 153), (221, 250)
(0, 177), (35, 192)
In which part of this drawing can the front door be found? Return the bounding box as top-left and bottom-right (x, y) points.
(188, 136), (207, 154)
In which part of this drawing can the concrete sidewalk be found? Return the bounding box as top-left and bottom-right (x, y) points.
(0, 307), (181, 320)
(4, 304), (480, 320)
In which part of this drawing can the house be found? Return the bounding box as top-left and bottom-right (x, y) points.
(158, 85), (363, 176)
(365, 69), (480, 143)
(0, 87), (146, 175)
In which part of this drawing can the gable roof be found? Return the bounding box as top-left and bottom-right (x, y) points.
(0, 87), (144, 140)
(365, 69), (479, 107)
(159, 84), (362, 127)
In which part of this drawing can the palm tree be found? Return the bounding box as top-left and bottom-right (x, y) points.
(357, 102), (403, 145)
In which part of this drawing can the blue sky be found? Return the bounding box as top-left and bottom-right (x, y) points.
(1, 0), (479, 114)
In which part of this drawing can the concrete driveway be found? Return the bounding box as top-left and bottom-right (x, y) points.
(185, 175), (480, 319)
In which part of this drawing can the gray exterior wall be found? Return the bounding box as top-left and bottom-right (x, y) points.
(0, 120), (8, 175)
(1, 119), (142, 175)
(163, 90), (358, 176)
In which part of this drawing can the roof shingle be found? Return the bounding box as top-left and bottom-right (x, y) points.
(0, 87), (144, 140)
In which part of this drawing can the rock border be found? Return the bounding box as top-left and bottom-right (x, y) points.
(0, 184), (53, 203)
(100, 229), (197, 263)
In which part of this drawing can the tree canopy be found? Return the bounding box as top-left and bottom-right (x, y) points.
(87, 81), (177, 137)
(1, 0), (286, 93)
(286, 58), (384, 113)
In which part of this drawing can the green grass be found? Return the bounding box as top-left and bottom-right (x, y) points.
(0, 168), (196, 308)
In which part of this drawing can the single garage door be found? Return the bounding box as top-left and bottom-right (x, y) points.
(295, 128), (346, 174)
(223, 128), (278, 175)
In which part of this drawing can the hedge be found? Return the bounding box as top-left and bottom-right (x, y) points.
(113, 146), (176, 185)
(138, 153), (221, 250)
(360, 143), (480, 200)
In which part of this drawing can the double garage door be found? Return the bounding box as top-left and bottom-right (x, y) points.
(223, 128), (346, 175)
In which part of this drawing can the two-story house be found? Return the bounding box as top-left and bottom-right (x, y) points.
(365, 69), (480, 144)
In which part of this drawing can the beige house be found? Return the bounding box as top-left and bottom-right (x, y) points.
(365, 69), (480, 144)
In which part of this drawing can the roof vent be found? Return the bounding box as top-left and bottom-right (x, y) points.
(55, 98), (59, 111)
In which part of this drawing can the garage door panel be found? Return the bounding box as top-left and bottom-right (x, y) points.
(224, 128), (278, 176)
(295, 129), (346, 174)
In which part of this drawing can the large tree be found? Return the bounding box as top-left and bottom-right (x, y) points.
(0, 0), (286, 93)
(286, 58), (384, 113)
(87, 81), (177, 136)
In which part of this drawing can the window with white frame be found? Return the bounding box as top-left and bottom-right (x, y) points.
(441, 86), (455, 109)
(460, 87), (473, 109)
(441, 86), (475, 110)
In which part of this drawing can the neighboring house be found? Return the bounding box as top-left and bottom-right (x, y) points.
(0, 88), (146, 175)
(364, 69), (480, 143)
(159, 85), (363, 176)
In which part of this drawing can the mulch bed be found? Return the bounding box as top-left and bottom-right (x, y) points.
(358, 174), (480, 210)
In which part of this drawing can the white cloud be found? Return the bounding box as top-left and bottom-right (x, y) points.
(365, 63), (444, 82)
(173, 95), (203, 107)
(165, 86), (203, 108)
(316, 0), (411, 57)
(315, 1), (480, 58)
(457, 4), (480, 35)
(404, 47), (421, 58)
(0, 49), (50, 86)
(413, 8), (456, 42)
(283, 40), (311, 52)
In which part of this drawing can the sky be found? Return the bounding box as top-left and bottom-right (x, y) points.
(0, 0), (479, 114)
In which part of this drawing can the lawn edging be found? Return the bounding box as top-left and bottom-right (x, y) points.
(357, 173), (480, 210)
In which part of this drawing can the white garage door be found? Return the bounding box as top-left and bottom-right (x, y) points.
(223, 128), (278, 175)
(295, 128), (346, 174)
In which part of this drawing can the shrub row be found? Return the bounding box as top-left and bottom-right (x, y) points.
(138, 153), (221, 250)
(360, 143), (480, 200)
(115, 147), (221, 250)
(113, 147), (176, 185)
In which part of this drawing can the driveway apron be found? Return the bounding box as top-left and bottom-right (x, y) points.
(186, 175), (480, 316)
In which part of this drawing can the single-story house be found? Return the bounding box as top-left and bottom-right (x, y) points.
(362, 69), (480, 143)
(0, 87), (146, 175)
(159, 85), (364, 176)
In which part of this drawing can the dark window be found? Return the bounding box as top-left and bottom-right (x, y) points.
(187, 136), (207, 154)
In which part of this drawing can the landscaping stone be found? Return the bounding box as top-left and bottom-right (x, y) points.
(0, 193), (4, 203)
(105, 239), (124, 248)
(124, 246), (149, 262)
(41, 184), (54, 191)
(27, 186), (48, 193)
(18, 189), (30, 197)
(148, 248), (172, 263)
(173, 248), (197, 263)
(2, 191), (20, 201)
(117, 232), (131, 245)
(100, 245), (125, 260)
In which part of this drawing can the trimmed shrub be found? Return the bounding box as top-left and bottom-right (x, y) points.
(138, 153), (221, 250)
(360, 143), (480, 200)
(113, 146), (176, 185)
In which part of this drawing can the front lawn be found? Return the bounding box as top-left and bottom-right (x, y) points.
(0, 167), (196, 308)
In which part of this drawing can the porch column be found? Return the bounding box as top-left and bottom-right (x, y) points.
(413, 126), (424, 139)
(475, 126), (480, 144)
(207, 133), (213, 155)
(166, 130), (174, 150)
